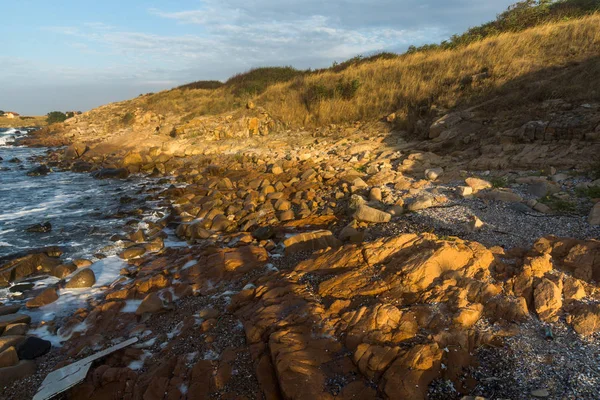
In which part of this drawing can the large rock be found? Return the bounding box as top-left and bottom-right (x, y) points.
(534, 278), (562, 322)
(284, 231), (342, 255)
(0, 253), (61, 287)
(353, 205), (391, 223)
(429, 112), (465, 139)
(25, 287), (59, 308)
(64, 143), (88, 159)
(0, 360), (36, 387)
(0, 346), (18, 368)
(0, 315), (31, 334)
(91, 168), (130, 179)
(64, 268), (96, 289)
(465, 177), (492, 193)
(0, 335), (26, 354)
(17, 336), (52, 360)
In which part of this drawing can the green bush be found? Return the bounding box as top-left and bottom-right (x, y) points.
(46, 111), (67, 124)
(226, 67), (305, 96)
(177, 80), (224, 90)
(122, 112), (135, 125)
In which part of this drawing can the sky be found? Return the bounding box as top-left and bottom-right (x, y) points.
(0, 0), (516, 115)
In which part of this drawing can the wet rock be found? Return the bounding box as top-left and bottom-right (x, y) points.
(3, 323), (28, 336)
(52, 263), (77, 279)
(26, 287), (59, 308)
(353, 204), (391, 223)
(252, 226), (274, 241)
(64, 268), (96, 289)
(0, 335), (26, 353)
(17, 336), (51, 360)
(64, 143), (88, 159)
(0, 253), (62, 286)
(26, 164), (51, 176)
(0, 360), (36, 387)
(119, 246), (146, 260)
(0, 346), (18, 368)
(136, 292), (169, 315)
(25, 221), (52, 233)
(0, 305), (21, 316)
(284, 230), (342, 255)
(0, 315), (31, 334)
(91, 168), (130, 179)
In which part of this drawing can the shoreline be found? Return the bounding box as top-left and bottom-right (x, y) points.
(1, 125), (600, 399)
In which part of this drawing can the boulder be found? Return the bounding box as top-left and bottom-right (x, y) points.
(119, 246), (146, 260)
(0, 335), (26, 353)
(353, 205), (391, 223)
(0, 315), (31, 334)
(26, 164), (51, 176)
(0, 346), (18, 368)
(429, 112), (465, 139)
(0, 360), (36, 387)
(17, 336), (52, 360)
(64, 268), (96, 289)
(64, 143), (88, 159)
(424, 167), (443, 181)
(407, 194), (434, 211)
(25, 222), (52, 233)
(465, 177), (492, 193)
(3, 323), (28, 336)
(91, 168), (130, 180)
(136, 292), (168, 316)
(534, 278), (562, 322)
(284, 231), (342, 255)
(25, 288), (59, 308)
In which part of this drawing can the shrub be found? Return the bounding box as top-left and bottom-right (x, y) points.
(226, 67), (305, 96)
(0, 110), (4, 116)
(46, 111), (67, 124)
(122, 112), (135, 125)
(177, 80), (224, 90)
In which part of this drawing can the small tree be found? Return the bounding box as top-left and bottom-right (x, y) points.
(46, 111), (67, 124)
(0, 110), (4, 116)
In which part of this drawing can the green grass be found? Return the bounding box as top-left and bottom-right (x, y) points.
(575, 186), (600, 198)
(490, 177), (509, 188)
(539, 196), (577, 212)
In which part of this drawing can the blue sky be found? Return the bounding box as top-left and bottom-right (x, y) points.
(1, 0), (515, 114)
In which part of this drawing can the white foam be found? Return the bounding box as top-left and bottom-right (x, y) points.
(122, 300), (143, 313)
(128, 350), (152, 371)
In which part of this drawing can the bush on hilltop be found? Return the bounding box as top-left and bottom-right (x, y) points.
(46, 111), (68, 124)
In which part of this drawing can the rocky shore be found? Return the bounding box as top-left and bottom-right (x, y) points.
(1, 99), (600, 400)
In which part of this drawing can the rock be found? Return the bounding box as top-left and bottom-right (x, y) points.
(369, 187), (382, 202)
(91, 168), (130, 179)
(0, 346), (18, 368)
(466, 216), (484, 232)
(72, 259), (92, 268)
(0, 314), (31, 334)
(52, 263), (77, 279)
(589, 202), (600, 225)
(429, 112), (465, 139)
(479, 189), (523, 203)
(3, 323), (28, 336)
(465, 177), (492, 193)
(407, 194), (434, 211)
(353, 205), (391, 223)
(26, 164), (51, 176)
(25, 222), (52, 233)
(122, 152), (143, 167)
(0, 336), (26, 353)
(284, 231), (342, 255)
(0, 305), (21, 316)
(64, 143), (88, 159)
(424, 167), (443, 181)
(563, 277), (586, 300)
(456, 186), (473, 197)
(26, 288), (59, 308)
(528, 181), (560, 198)
(64, 268), (96, 288)
(534, 278), (562, 322)
(0, 360), (36, 387)
(569, 303), (600, 336)
(270, 165), (283, 175)
(531, 388), (550, 398)
(252, 226), (274, 241)
(136, 292), (168, 315)
(17, 336), (51, 360)
(119, 246), (146, 260)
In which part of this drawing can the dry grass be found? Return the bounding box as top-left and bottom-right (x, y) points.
(0, 116), (47, 128)
(257, 14), (600, 127)
(75, 14), (600, 132)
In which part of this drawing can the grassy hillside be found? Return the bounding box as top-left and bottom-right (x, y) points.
(132, 13), (600, 129)
(59, 2), (600, 139)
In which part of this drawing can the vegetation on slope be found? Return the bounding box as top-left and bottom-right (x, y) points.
(75, 0), (600, 133)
